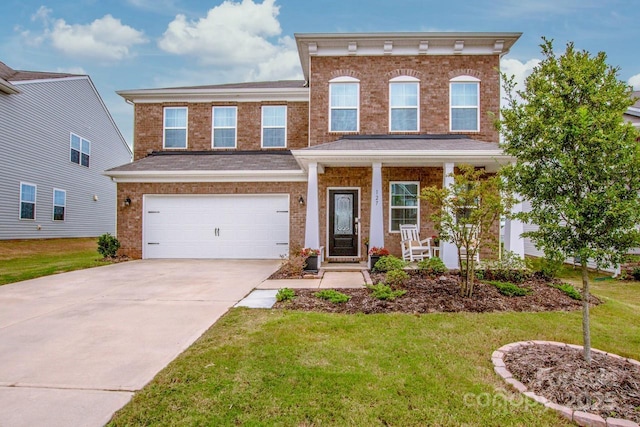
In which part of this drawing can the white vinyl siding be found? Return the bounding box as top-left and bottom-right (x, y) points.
(212, 106), (237, 148)
(389, 182), (419, 232)
(19, 182), (36, 220)
(53, 189), (66, 221)
(70, 133), (90, 167)
(450, 76), (480, 132)
(163, 107), (188, 148)
(389, 77), (419, 132)
(261, 106), (287, 148)
(329, 77), (359, 132)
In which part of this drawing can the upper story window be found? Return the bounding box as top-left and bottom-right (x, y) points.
(450, 76), (480, 132)
(389, 182), (419, 232)
(53, 189), (66, 221)
(329, 76), (359, 132)
(20, 182), (36, 220)
(389, 76), (420, 132)
(262, 105), (287, 148)
(164, 107), (188, 149)
(70, 133), (90, 167)
(212, 106), (237, 148)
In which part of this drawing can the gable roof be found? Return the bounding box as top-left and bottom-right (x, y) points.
(1, 60), (85, 95)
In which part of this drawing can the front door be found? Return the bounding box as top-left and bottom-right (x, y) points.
(328, 189), (359, 257)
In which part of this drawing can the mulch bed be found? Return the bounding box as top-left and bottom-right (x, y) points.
(504, 344), (640, 423)
(273, 271), (600, 314)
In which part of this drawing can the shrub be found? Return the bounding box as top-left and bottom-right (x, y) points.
(278, 253), (306, 277)
(632, 267), (640, 281)
(478, 252), (531, 283)
(550, 283), (582, 300)
(314, 289), (351, 303)
(276, 288), (295, 302)
(417, 257), (447, 275)
(538, 256), (565, 280)
(97, 233), (120, 258)
(373, 255), (407, 272)
(367, 283), (406, 301)
(487, 280), (532, 297)
(385, 269), (409, 287)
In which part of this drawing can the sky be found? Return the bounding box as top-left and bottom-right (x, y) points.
(1, 0), (639, 146)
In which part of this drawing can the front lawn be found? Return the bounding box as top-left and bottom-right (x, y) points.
(109, 279), (640, 426)
(0, 238), (110, 285)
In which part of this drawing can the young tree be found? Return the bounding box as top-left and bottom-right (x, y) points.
(422, 164), (513, 297)
(499, 38), (640, 363)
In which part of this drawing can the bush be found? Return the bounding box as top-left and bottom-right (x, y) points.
(632, 267), (640, 281)
(487, 280), (532, 297)
(417, 257), (447, 275)
(538, 256), (565, 280)
(278, 248), (306, 277)
(367, 283), (406, 301)
(97, 233), (120, 258)
(385, 269), (409, 287)
(314, 289), (351, 303)
(276, 288), (295, 302)
(477, 252), (531, 283)
(373, 255), (407, 272)
(550, 283), (582, 300)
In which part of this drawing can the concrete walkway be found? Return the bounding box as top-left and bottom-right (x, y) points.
(0, 259), (279, 427)
(256, 271), (369, 290)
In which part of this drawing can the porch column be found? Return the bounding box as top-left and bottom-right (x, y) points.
(304, 162), (320, 250)
(441, 162), (459, 269)
(503, 198), (525, 258)
(369, 162), (384, 249)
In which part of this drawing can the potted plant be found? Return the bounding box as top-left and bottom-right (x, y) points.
(301, 248), (320, 272)
(368, 246), (390, 270)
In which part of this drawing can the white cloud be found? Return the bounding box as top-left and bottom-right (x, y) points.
(158, 0), (301, 81)
(500, 57), (540, 103)
(126, 0), (179, 14)
(56, 66), (87, 75)
(629, 73), (640, 90)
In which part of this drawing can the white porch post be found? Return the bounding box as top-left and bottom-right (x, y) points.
(441, 162), (459, 269)
(304, 162), (320, 250)
(369, 162), (384, 249)
(504, 198), (525, 258)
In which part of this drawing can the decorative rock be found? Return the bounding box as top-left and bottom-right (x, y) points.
(493, 366), (512, 379)
(505, 377), (527, 393)
(545, 401), (573, 421)
(573, 410), (607, 427)
(606, 418), (640, 427)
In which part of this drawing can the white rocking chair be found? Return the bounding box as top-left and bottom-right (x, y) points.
(400, 224), (432, 262)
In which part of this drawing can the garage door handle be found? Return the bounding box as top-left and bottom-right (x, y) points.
(148, 242), (160, 245)
(276, 242), (288, 245)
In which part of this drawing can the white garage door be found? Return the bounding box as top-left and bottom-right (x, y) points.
(143, 195), (290, 259)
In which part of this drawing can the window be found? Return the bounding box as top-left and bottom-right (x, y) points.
(70, 133), (90, 167)
(450, 76), (480, 132)
(53, 189), (66, 221)
(389, 182), (419, 232)
(20, 182), (36, 220)
(329, 77), (359, 132)
(389, 77), (419, 132)
(262, 106), (287, 148)
(212, 106), (237, 148)
(164, 107), (188, 148)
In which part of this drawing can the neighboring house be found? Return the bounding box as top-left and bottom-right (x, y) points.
(625, 90), (640, 129)
(0, 61), (132, 240)
(107, 32), (523, 267)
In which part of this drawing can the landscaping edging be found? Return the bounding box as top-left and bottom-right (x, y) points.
(492, 341), (640, 427)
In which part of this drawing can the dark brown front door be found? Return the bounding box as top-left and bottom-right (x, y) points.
(328, 189), (358, 257)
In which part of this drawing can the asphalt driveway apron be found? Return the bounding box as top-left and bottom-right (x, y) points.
(0, 259), (279, 427)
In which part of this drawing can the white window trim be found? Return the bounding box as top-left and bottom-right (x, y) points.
(212, 106), (238, 149)
(261, 105), (287, 148)
(449, 75), (481, 132)
(19, 182), (37, 221)
(163, 106), (188, 149)
(70, 133), (91, 167)
(389, 76), (420, 133)
(53, 188), (66, 222)
(329, 76), (360, 133)
(388, 181), (420, 233)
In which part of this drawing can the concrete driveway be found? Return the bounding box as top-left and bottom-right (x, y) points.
(0, 259), (279, 427)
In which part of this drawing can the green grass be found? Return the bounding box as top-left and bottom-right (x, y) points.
(109, 276), (640, 426)
(0, 238), (110, 285)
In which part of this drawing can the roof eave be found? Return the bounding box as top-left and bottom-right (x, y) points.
(0, 77), (20, 94)
(117, 87), (310, 104)
(104, 169), (307, 183)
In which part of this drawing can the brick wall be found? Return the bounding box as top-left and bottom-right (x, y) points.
(308, 55), (500, 145)
(116, 182), (307, 258)
(133, 101), (309, 161)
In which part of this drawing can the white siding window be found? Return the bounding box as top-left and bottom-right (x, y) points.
(329, 77), (359, 132)
(262, 106), (287, 148)
(70, 133), (91, 167)
(450, 76), (480, 132)
(163, 107), (188, 148)
(389, 182), (419, 232)
(20, 182), (36, 220)
(212, 106), (237, 148)
(389, 76), (419, 132)
(53, 189), (66, 221)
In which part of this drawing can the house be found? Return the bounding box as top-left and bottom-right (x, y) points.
(107, 32), (524, 268)
(0, 61), (132, 240)
(625, 90), (640, 129)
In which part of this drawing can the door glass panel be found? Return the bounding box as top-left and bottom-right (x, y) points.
(334, 194), (353, 235)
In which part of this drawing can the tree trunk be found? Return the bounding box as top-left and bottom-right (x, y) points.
(581, 261), (591, 364)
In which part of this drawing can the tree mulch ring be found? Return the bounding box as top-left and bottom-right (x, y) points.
(504, 344), (640, 423)
(273, 271), (600, 314)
